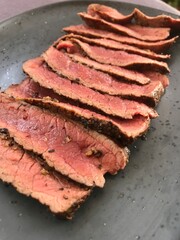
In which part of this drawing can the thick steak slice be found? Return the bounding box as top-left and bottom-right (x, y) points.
(66, 53), (150, 85)
(0, 93), (129, 187)
(0, 133), (91, 219)
(78, 12), (170, 41)
(58, 39), (170, 73)
(66, 53), (169, 88)
(23, 57), (158, 119)
(87, 4), (134, 24)
(134, 8), (180, 30)
(61, 34), (170, 61)
(63, 24), (178, 53)
(6, 78), (151, 141)
(143, 71), (169, 88)
(43, 46), (164, 106)
(5, 78), (68, 101)
(25, 98), (151, 143)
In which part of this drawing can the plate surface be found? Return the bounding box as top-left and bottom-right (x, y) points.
(0, 1), (180, 240)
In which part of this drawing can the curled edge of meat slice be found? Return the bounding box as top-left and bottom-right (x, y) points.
(87, 3), (134, 24)
(134, 8), (180, 30)
(63, 24), (178, 53)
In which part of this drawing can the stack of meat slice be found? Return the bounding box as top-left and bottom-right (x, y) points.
(1, 3), (180, 219)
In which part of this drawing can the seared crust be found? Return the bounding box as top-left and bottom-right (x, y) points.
(6, 79), (151, 143)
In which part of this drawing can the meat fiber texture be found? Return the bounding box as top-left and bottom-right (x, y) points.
(0, 93), (129, 188)
(1, 3), (179, 219)
(6, 78), (151, 142)
(78, 12), (171, 42)
(63, 24), (178, 53)
(61, 34), (170, 61)
(43, 46), (164, 107)
(0, 133), (91, 219)
(23, 57), (158, 119)
(60, 38), (170, 73)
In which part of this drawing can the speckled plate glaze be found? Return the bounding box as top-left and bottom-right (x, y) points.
(0, 1), (180, 240)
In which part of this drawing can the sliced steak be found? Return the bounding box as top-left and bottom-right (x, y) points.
(87, 3), (134, 24)
(6, 78), (151, 142)
(5, 78), (64, 100)
(0, 133), (91, 219)
(0, 93), (129, 188)
(26, 98), (151, 144)
(78, 12), (170, 41)
(43, 46), (164, 106)
(66, 53), (150, 85)
(58, 39), (170, 73)
(63, 24), (178, 53)
(61, 34), (170, 61)
(67, 53), (169, 88)
(23, 57), (158, 119)
(134, 8), (180, 30)
(143, 71), (169, 88)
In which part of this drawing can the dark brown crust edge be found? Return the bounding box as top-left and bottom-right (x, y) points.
(18, 97), (150, 145)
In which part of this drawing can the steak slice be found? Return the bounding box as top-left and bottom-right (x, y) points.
(142, 71), (169, 88)
(6, 78), (151, 142)
(43, 46), (164, 106)
(78, 12), (170, 41)
(58, 39), (170, 73)
(23, 57), (158, 119)
(6, 78), (68, 101)
(63, 24), (178, 53)
(66, 53), (169, 89)
(0, 133), (91, 219)
(0, 93), (129, 188)
(66, 53), (150, 85)
(61, 34), (170, 61)
(25, 98), (151, 144)
(87, 3), (134, 24)
(134, 8), (180, 30)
